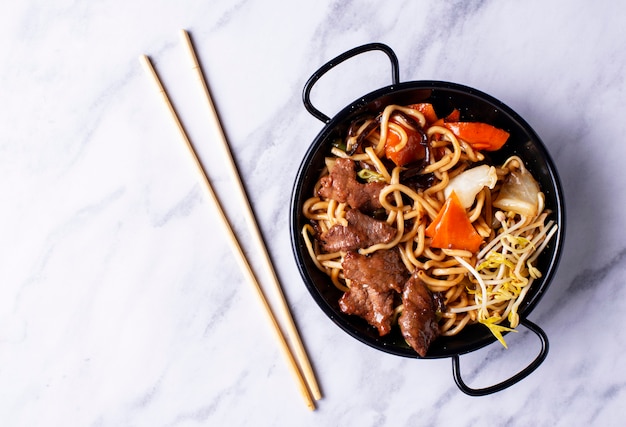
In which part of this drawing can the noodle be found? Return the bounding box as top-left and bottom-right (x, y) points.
(301, 103), (558, 348)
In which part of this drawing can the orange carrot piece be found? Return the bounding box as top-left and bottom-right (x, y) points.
(443, 121), (509, 151)
(444, 108), (460, 122)
(425, 191), (483, 253)
(384, 126), (426, 167)
(408, 103), (439, 124)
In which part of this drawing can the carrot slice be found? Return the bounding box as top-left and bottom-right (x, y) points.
(425, 191), (483, 253)
(384, 126), (426, 167)
(444, 108), (460, 122)
(443, 121), (509, 151)
(408, 103), (438, 124)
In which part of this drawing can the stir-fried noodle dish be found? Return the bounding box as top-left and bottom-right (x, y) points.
(301, 103), (558, 356)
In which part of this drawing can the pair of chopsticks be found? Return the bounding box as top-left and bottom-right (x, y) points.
(139, 30), (321, 410)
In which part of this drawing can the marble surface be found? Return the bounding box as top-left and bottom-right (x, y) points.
(2, 0), (625, 425)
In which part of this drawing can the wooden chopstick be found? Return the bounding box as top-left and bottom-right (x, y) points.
(178, 29), (322, 402)
(139, 54), (316, 410)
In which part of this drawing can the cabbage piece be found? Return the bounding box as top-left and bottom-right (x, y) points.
(444, 164), (497, 209)
(357, 169), (386, 183)
(493, 164), (541, 217)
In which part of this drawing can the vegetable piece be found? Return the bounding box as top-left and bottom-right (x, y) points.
(444, 164), (498, 209)
(479, 315), (517, 349)
(384, 126), (426, 167)
(346, 120), (378, 155)
(408, 103), (438, 124)
(357, 168), (386, 183)
(443, 121), (510, 151)
(431, 109), (460, 127)
(493, 163), (541, 216)
(456, 254), (520, 348)
(444, 108), (460, 122)
(425, 191), (484, 252)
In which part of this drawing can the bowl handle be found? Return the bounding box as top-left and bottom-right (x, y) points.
(302, 43), (400, 123)
(451, 318), (549, 396)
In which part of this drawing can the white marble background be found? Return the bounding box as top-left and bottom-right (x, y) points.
(1, 0), (625, 426)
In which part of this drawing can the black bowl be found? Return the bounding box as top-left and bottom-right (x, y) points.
(289, 44), (565, 394)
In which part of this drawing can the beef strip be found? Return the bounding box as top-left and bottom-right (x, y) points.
(342, 249), (408, 293)
(338, 248), (409, 335)
(320, 208), (396, 253)
(398, 272), (440, 357)
(318, 158), (385, 211)
(339, 283), (395, 336)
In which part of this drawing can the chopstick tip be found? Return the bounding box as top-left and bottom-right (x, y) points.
(138, 54), (151, 67)
(180, 28), (191, 41)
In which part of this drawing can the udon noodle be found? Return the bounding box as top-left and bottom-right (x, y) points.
(302, 103), (558, 348)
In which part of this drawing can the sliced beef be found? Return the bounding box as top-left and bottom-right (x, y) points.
(339, 283), (395, 336)
(338, 248), (409, 335)
(320, 209), (396, 253)
(342, 249), (408, 293)
(318, 158), (385, 211)
(398, 272), (440, 357)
